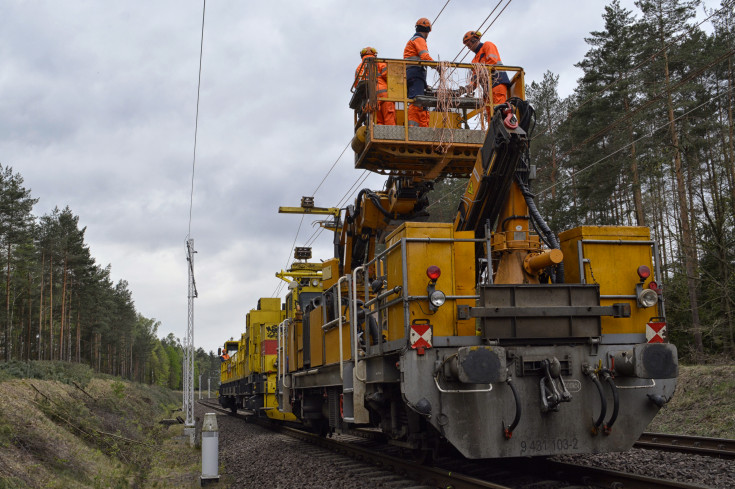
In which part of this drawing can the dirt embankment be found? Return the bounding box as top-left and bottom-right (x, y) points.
(0, 362), (200, 489)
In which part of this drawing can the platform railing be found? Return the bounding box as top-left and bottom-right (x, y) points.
(351, 58), (525, 137)
(340, 235), (492, 355)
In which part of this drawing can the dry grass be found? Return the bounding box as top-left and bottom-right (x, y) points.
(648, 365), (735, 439)
(0, 373), (200, 489)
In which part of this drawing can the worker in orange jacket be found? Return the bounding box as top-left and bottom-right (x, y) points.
(354, 47), (396, 126)
(462, 31), (510, 113)
(403, 17), (434, 127)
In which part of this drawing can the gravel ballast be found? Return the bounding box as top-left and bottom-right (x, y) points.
(196, 403), (426, 488)
(198, 402), (734, 488)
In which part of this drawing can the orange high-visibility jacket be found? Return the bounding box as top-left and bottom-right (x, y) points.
(403, 34), (433, 62)
(470, 41), (510, 89)
(471, 41), (502, 65)
(470, 41), (509, 106)
(355, 54), (389, 95)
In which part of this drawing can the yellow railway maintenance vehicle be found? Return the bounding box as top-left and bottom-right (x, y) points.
(218, 250), (323, 422)
(259, 57), (677, 460)
(218, 297), (296, 421)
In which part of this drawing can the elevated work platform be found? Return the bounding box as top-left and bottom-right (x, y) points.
(350, 58), (525, 180)
(358, 125), (484, 177)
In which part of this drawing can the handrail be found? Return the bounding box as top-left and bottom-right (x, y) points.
(577, 237), (664, 319)
(352, 57), (525, 146)
(336, 275), (350, 380)
(351, 57), (524, 95)
(277, 319), (290, 394)
(363, 286), (402, 308)
(321, 316), (348, 331)
(351, 266), (365, 376)
(345, 233), (495, 349)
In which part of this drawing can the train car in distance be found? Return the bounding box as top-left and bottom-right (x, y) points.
(218, 297), (297, 422)
(219, 253), (323, 423)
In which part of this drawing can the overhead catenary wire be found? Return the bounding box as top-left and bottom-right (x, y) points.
(426, 81), (735, 222)
(187, 0), (207, 239)
(302, 170), (372, 249)
(431, 0), (512, 91)
(537, 83), (735, 198)
(448, 0), (510, 65)
(555, 47), (735, 164)
(431, 0), (451, 26)
(273, 213), (307, 297)
(312, 140), (352, 196)
(531, 3), (730, 143)
(272, 141), (363, 298)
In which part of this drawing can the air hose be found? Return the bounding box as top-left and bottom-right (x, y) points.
(585, 368), (607, 436)
(503, 377), (521, 440)
(601, 369), (619, 435)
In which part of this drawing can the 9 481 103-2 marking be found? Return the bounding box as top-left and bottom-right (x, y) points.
(520, 437), (579, 455)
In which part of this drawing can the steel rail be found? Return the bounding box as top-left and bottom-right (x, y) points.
(197, 401), (721, 489)
(531, 459), (711, 489)
(198, 400), (510, 488)
(636, 432), (735, 459)
(276, 426), (513, 489)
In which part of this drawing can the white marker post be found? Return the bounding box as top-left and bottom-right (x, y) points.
(200, 413), (220, 485)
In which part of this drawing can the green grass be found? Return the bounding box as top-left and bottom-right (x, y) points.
(648, 365), (735, 438)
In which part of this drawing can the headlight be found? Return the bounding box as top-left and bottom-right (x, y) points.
(638, 288), (658, 308)
(429, 290), (446, 308)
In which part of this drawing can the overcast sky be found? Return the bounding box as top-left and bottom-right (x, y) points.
(1, 0), (706, 355)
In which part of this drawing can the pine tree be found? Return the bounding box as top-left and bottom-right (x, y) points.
(569, 0), (642, 225)
(0, 165), (38, 361)
(526, 71), (572, 231)
(635, 0), (705, 359)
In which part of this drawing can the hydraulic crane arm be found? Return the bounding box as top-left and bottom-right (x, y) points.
(454, 105), (529, 237)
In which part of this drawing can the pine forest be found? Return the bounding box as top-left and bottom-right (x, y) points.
(1, 0), (733, 383)
(0, 166), (219, 388)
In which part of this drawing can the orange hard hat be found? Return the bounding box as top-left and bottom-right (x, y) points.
(360, 46), (377, 57)
(463, 30), (482, 44)
(415, 17), (432, 32)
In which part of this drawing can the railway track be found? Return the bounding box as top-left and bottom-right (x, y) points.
(198, 400), (721, 489)
(635, 432), (735, 458)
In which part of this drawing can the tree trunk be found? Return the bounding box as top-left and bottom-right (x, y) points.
(48, 255), (53, 360)
(66, 279), (72, 362)
(38, 253), (44, 360)
(27, 272), (32, 361)
(624, 97), (645, 225)
(5, 243), (10, 361)
(662, 46), (704, 359)
(76, 310), (81, 363)
(550, 111), (558, 200)
(726, 56), (735, 221)
(60, 254), (67, 361)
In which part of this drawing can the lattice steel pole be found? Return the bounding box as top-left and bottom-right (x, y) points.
(184, 238), (197, 431)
